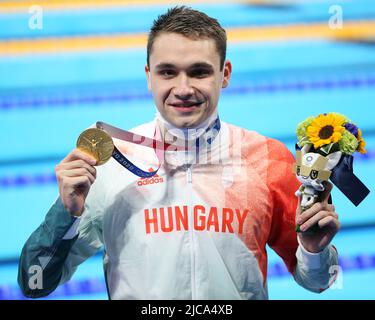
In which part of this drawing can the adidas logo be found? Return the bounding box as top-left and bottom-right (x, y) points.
(137, 168), (164, 186)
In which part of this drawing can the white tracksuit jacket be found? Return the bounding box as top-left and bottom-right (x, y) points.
(18, 115), (339, 299)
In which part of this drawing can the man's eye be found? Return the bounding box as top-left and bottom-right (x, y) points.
(160, 70), (175, 77)
(190, 69), (211, 78)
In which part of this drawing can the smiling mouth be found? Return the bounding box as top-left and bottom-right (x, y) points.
(169, 102), (204, 109)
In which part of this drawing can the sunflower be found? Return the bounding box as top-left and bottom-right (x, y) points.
(357, 128), (367, 154)
(307, 113), (346, 149)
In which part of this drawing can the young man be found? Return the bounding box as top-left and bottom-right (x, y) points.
(18, 6), (340, 300)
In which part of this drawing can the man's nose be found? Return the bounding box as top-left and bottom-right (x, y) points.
(172, 74), (194, 99)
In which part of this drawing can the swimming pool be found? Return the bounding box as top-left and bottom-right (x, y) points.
(0, 0), (374, 300)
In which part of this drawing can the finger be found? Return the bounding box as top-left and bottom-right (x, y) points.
(57, 160), (97, 177)
(297, 199), (337, 225)
(297, 202), (325, 225)
(300, 210), (337, 232)
(62, 148), (97, 166)
(318, 215), (341, 231)
(60, 168), (96, 184)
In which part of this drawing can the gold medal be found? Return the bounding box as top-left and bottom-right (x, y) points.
(76, 128), (114, 166)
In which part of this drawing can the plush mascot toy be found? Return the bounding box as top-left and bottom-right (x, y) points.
(294, 113), (370, 233)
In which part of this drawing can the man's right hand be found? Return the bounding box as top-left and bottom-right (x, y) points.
(55, 148), (97, 217)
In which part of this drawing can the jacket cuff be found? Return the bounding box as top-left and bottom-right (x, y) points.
(43, 197), (79, 243)
(296, 237), (330, 270)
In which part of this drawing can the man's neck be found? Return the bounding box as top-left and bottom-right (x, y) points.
(156, 111), (219, 142)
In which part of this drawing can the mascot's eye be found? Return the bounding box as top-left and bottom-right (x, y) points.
(296, 166), (301, 176)
(310, 170), (318, 179)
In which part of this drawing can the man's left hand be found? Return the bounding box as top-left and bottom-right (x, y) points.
(296, 181), (341, 253)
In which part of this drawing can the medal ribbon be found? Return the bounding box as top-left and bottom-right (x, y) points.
(330, 154), (370, 206)
(96, 117), (221, 178)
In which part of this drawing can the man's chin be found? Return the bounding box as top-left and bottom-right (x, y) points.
(167, 115), (203, 129)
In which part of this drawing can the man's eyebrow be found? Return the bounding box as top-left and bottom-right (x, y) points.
(155, 63), (176, 70)
(154, 62), (214, 70)
(189, 63), (214, 70)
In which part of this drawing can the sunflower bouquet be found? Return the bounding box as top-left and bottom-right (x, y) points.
(296, 113), (366, 156)
(294, 112), (369, 233)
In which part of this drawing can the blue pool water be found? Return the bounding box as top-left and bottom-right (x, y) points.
(0, 0), (374, 300)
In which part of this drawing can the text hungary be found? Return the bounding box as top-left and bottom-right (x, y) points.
(144, 205), (249, 234)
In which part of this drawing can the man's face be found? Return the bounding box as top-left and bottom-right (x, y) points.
(145, 32), (232, 128)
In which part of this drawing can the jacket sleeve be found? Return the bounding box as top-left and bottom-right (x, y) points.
(266, 138), (339, 293)
(17, 197), (103, 298)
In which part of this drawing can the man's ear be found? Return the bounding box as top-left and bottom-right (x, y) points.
(145, 64), (152, 91)
(222, 60), (232, 88)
